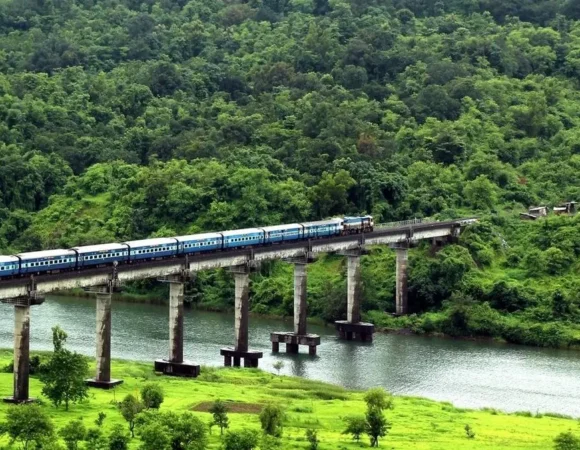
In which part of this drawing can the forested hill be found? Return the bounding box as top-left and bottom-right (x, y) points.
(2, 0), (580, 347)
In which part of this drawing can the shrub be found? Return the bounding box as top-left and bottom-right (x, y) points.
(141, 383), (164, 410)
(259, 404), (284, 437)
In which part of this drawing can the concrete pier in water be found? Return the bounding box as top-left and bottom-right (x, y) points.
(86, 284), (123, 389)
(155, 275), (200, 377)
(271, 258), (320, 355)
(221, 265), (263, 367)
(395, 246), (409, 315)
(335, 249), (375, 342)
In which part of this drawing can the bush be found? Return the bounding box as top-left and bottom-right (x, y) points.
(260, 404), (284, 437)
(223, 430), (259, 450)
(554, 431), (580, 450)
(306, 429), (319, 450)
(141, 383), (164, 410)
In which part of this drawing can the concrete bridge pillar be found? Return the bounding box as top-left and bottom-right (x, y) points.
(155, 275), (200, 377)
(335, 249), (374, 342)
(346, 254), (362, 324)
(221, 264), (262, 368)
(9, 306), (31, 403)
(3, 282), (44, 404)
(86, 284), (122, 389)
(395, 247), (409, 315)
(271, 257), (320, 356)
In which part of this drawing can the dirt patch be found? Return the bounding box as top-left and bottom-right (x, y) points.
(192, 401), (263, 414)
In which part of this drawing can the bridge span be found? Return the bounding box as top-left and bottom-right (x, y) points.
(1, 218), (476, 402)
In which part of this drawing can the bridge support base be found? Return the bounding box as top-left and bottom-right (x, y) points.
(335, 321), (375, 342)
(270, 332), (320, 356)
(85, 379), (123, 390)
(220, 348), (263, 368)
(154, 360), (200, 377)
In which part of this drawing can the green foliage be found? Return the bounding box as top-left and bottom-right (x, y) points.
(465, 424), (476, 439)
(1, 404), (54, 449)
(223, 430), (259, 450)
(1, 0), (580, 350)
(554, 431), (580, 450)
(365, 406), (390, 447)
(342, 415), (366, 442)
(305, 428), (319, 450)
(118, 394), (144, 438)
(140, 383), (164, 410)
(40, 326), (89, 411)
(138, 421), (170, 450)
(135, 411), (207, 450)
(363, 388), (394, 412)
(60, 418), (86, 450)
(259, 404), (284, 438)
(107, 425), (129, 450)
(209, 400), (229, 436)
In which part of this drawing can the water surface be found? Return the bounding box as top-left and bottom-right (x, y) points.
(1, 296), (579, 416)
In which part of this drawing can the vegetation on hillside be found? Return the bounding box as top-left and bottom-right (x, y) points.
(1, 0), (580, 347)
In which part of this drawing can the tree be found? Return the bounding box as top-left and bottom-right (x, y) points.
(363, 387), (393, 447)
(40, 326), (89, 410)
(119, 394), (145, 438)
(164, 412), (207, 450)
(108, 425), (129, 450)
(463, 175), (497, 210)
(141, 383), (164, 410)
(366, 407), (390, 447)
(342, 415), (366, 442)
(554, 431), (580, 450)
(223, 430), (259, 450)
(1, 404), (54, 450)
(272, 361), (284, 376)
(465, 424), (476, 439)
(138, 422), (170, 450)
(209, 400), (229, 435)
(259, 404), (284, 438)
(85, 427), (108, 450)
(363, 388), (394, 411)
(306, 429), (319, 450)
(60, 418), (86, 450)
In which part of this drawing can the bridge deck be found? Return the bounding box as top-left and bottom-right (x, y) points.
(0, 218), (475, 300)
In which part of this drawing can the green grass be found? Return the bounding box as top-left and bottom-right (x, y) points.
(0, 349), (577, 449)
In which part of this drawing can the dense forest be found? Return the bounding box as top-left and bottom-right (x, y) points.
(1, 0), (580, 348)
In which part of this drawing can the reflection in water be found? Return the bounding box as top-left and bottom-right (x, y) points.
(1, 296), (580, 416)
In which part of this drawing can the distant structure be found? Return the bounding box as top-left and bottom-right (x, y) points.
(553, 202), (577, 215)
(520, 206), (547, 221)
(520, 202), (577, 220)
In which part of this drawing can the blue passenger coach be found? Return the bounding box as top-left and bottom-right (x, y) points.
(124, 238), (178, 261)
(222, 228), (265, 249)
(18, 250), (77, 274)
(301, 219), (343, 238)
(73, 243), (129, 268)
(263, 224), (303, 243)
(0, 256), (20, 276)
(176, 233), (223, 255)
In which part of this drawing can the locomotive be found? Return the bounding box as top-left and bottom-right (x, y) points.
(0, 216), (374, 278)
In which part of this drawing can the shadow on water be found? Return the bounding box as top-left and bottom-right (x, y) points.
(1, 295), (580, 416)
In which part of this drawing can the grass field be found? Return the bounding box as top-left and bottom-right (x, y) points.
(0, 349), (577, 449)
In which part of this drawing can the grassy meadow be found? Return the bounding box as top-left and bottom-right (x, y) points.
(0, 349), (577, 449)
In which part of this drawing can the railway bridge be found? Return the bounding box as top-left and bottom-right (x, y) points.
(0, 217), (476, 403)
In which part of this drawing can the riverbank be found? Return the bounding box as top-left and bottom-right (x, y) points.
(0, 349), (576, 449)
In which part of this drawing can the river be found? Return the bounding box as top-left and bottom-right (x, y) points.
(1, 295), (579, 416)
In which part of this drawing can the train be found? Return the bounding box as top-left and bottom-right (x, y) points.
(0, 216), (374, 279)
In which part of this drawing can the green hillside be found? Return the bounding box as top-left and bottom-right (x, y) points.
(1, 0), (580, 348)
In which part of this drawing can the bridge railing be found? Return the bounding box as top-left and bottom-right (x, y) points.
(374, 218), (435, 229)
